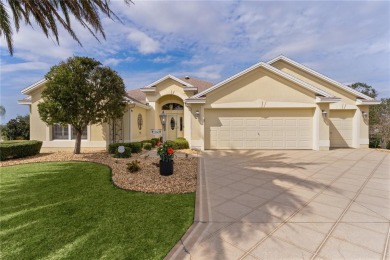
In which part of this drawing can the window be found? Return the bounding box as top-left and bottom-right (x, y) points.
(180, 117), (183, 131)
(52, 124), (87, 140)
(52, 125), (68, 140)
(162, 103), (183, 110)
(170, 117), (175, 130)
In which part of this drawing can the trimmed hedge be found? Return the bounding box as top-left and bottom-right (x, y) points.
(114, 146), (131, 158)
(164, 138), (189, 150)
(0, 140), (42, 161)
(108, 142), (142, 154)
(174, 138), (189, 149)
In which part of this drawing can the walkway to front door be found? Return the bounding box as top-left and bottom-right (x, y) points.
(168, 149), (390, 259)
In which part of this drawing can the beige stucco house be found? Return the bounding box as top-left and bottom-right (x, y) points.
(19, 55), (379, 152)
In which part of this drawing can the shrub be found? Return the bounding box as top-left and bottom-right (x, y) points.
(141, 140), (153, 147)
(127, 160), (141, 173)
(113, 146), (131, 158)
(151, 138), (159, 146)
(174, 138), (189, 149)
(165, 140), (177, 150)
(1, 115), (30, 140)
(0, 140), (42, 161)
(143, 143), (152, 151)
(129, 142), (142, 153)
(108, 142), (142, 154)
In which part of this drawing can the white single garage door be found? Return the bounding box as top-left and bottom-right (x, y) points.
(330, 110), (354, 148)
(205, 109), (313, 149)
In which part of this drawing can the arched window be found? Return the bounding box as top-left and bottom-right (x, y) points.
(162, 103), (183, 110)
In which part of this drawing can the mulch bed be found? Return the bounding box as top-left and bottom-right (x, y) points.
(0, 151), (198, 194)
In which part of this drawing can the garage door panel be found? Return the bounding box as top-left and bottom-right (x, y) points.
(330, 110), (354, 148)
(206, 109), (313, 149)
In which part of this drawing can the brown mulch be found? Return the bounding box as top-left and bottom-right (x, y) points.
(0, 151), (198, 194)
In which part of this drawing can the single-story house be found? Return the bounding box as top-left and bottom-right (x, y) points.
(19, 55), (380, 152)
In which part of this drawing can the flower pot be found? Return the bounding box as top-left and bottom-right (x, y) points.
(160, 160), (173, 176)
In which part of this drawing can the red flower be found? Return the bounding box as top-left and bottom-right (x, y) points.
(157, 142), (161, 146)
(167, 148), (174, 154)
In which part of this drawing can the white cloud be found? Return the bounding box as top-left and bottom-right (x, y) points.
(1, 61), (50, 73)
(152, 55), (174, 64)
(126, 29), (160, 54)
(103, 57), (134, 66)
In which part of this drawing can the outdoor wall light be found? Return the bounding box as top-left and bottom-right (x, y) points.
(159, 111), (167, 142)
(322, 110), (327, 118)
(195, 110), (200, 119)
(362, 111), (368, 118)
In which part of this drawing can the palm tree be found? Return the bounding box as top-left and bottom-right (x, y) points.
(0, 105), (5, 117)
(0, 0), (131, 55)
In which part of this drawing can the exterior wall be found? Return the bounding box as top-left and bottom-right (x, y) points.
(206, 67), (315, 107)
(272, 60), (358, 106)
(358, 105), (369, 148)
(130, 106), (148, 142)
(189, 104), (203, 149)
(29, 88), (47, 141)
(313, 103), (330, 150)
(143, 78), (197, 144)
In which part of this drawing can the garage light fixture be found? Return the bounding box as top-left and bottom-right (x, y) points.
(362, 111), (368, 118)
(322, 110), (327, 118)
(195, 110), (200, 119)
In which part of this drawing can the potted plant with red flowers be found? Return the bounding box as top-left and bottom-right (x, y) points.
(157, 141), (175, 176)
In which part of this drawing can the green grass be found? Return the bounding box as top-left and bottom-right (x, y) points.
(0, 162), (195, 259)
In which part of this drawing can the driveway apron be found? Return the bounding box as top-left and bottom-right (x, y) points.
(167, 149), (390, 260)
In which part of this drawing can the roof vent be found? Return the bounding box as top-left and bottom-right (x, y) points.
(185, 76), (190, 79)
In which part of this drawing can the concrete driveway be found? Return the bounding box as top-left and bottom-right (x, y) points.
(168, 149), (390, 260)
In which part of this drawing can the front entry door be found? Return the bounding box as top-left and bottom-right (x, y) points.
(167, 115), (177, 141)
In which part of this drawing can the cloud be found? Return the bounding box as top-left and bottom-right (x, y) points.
(103, 57), (134, 66)
(1, 61), (51, 73)
(126, 29), (160, 54)
(152, 55), (174, 64)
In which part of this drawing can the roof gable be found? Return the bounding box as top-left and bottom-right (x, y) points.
(142, 75), (193, 89)
(191, 62), (334, 99)
(21, 79), (47, 95)
(267, 55), (374, 101)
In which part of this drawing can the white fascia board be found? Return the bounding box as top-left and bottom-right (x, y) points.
(143, 74), (193, 89)
(18, 100), (32, 105)
(140, 88), (156, 93)
(185, 99), (206, 104)
(183, 87), (198, 91)
(192, 62), (333, 99)
(356, 99), (381, 105)
(315, 96), (341, 103)
(267, 55), (374, 101)
(21, 78), (47, 94)
(135, 102), (151, 109)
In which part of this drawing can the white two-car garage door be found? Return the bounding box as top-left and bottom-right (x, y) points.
(205, 109), (313, 149)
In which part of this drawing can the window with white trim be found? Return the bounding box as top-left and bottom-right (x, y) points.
(52, 125), (87, 140)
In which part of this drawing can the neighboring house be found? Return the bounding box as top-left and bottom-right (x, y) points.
(19, 55), (379, 152)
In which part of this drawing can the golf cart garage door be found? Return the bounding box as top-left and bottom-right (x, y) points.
(329, 110), (354, 148)
(205, 109), (313, 149)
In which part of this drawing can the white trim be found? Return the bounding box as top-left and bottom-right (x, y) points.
(140, 88), (156, 93)
(207, 101), (316, 108)
(21, 79), (47, 94)
(316, 96), (341, 103)
(313, 106), (320, 150)
(143, 74), (194, 89)
(267, 55), (375, 101)
(135, 102), (151, 109)
(185, 99), (206, 104)
(356, 99), (381, 105)
(183, 87), (198, 92)
(191, 62), (334, 99)
(17, 100), (32, 105)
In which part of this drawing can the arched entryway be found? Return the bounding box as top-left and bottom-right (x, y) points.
(157, 95), (184, 140)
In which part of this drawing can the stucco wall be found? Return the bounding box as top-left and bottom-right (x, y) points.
(271, 60), (357, 106)
(131, 106), (148, 142)
(206, 67), (315, 106)
(29, 88), (47, 141)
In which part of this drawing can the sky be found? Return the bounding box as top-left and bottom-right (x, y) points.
(1, 0), (389, 123)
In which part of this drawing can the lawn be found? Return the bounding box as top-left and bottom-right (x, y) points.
(0, 162), (195, 259)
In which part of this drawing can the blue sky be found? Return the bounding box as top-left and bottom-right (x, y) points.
(1, 1), (389, 123)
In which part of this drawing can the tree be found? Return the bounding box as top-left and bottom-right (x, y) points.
(1, 115), (29, 140)
(369, 98), (390, 149)
(0, 105), (5, 117)
(349, 82), (378, 99)
(38, 56), (127, 154)
(0, 0), (131, 55)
